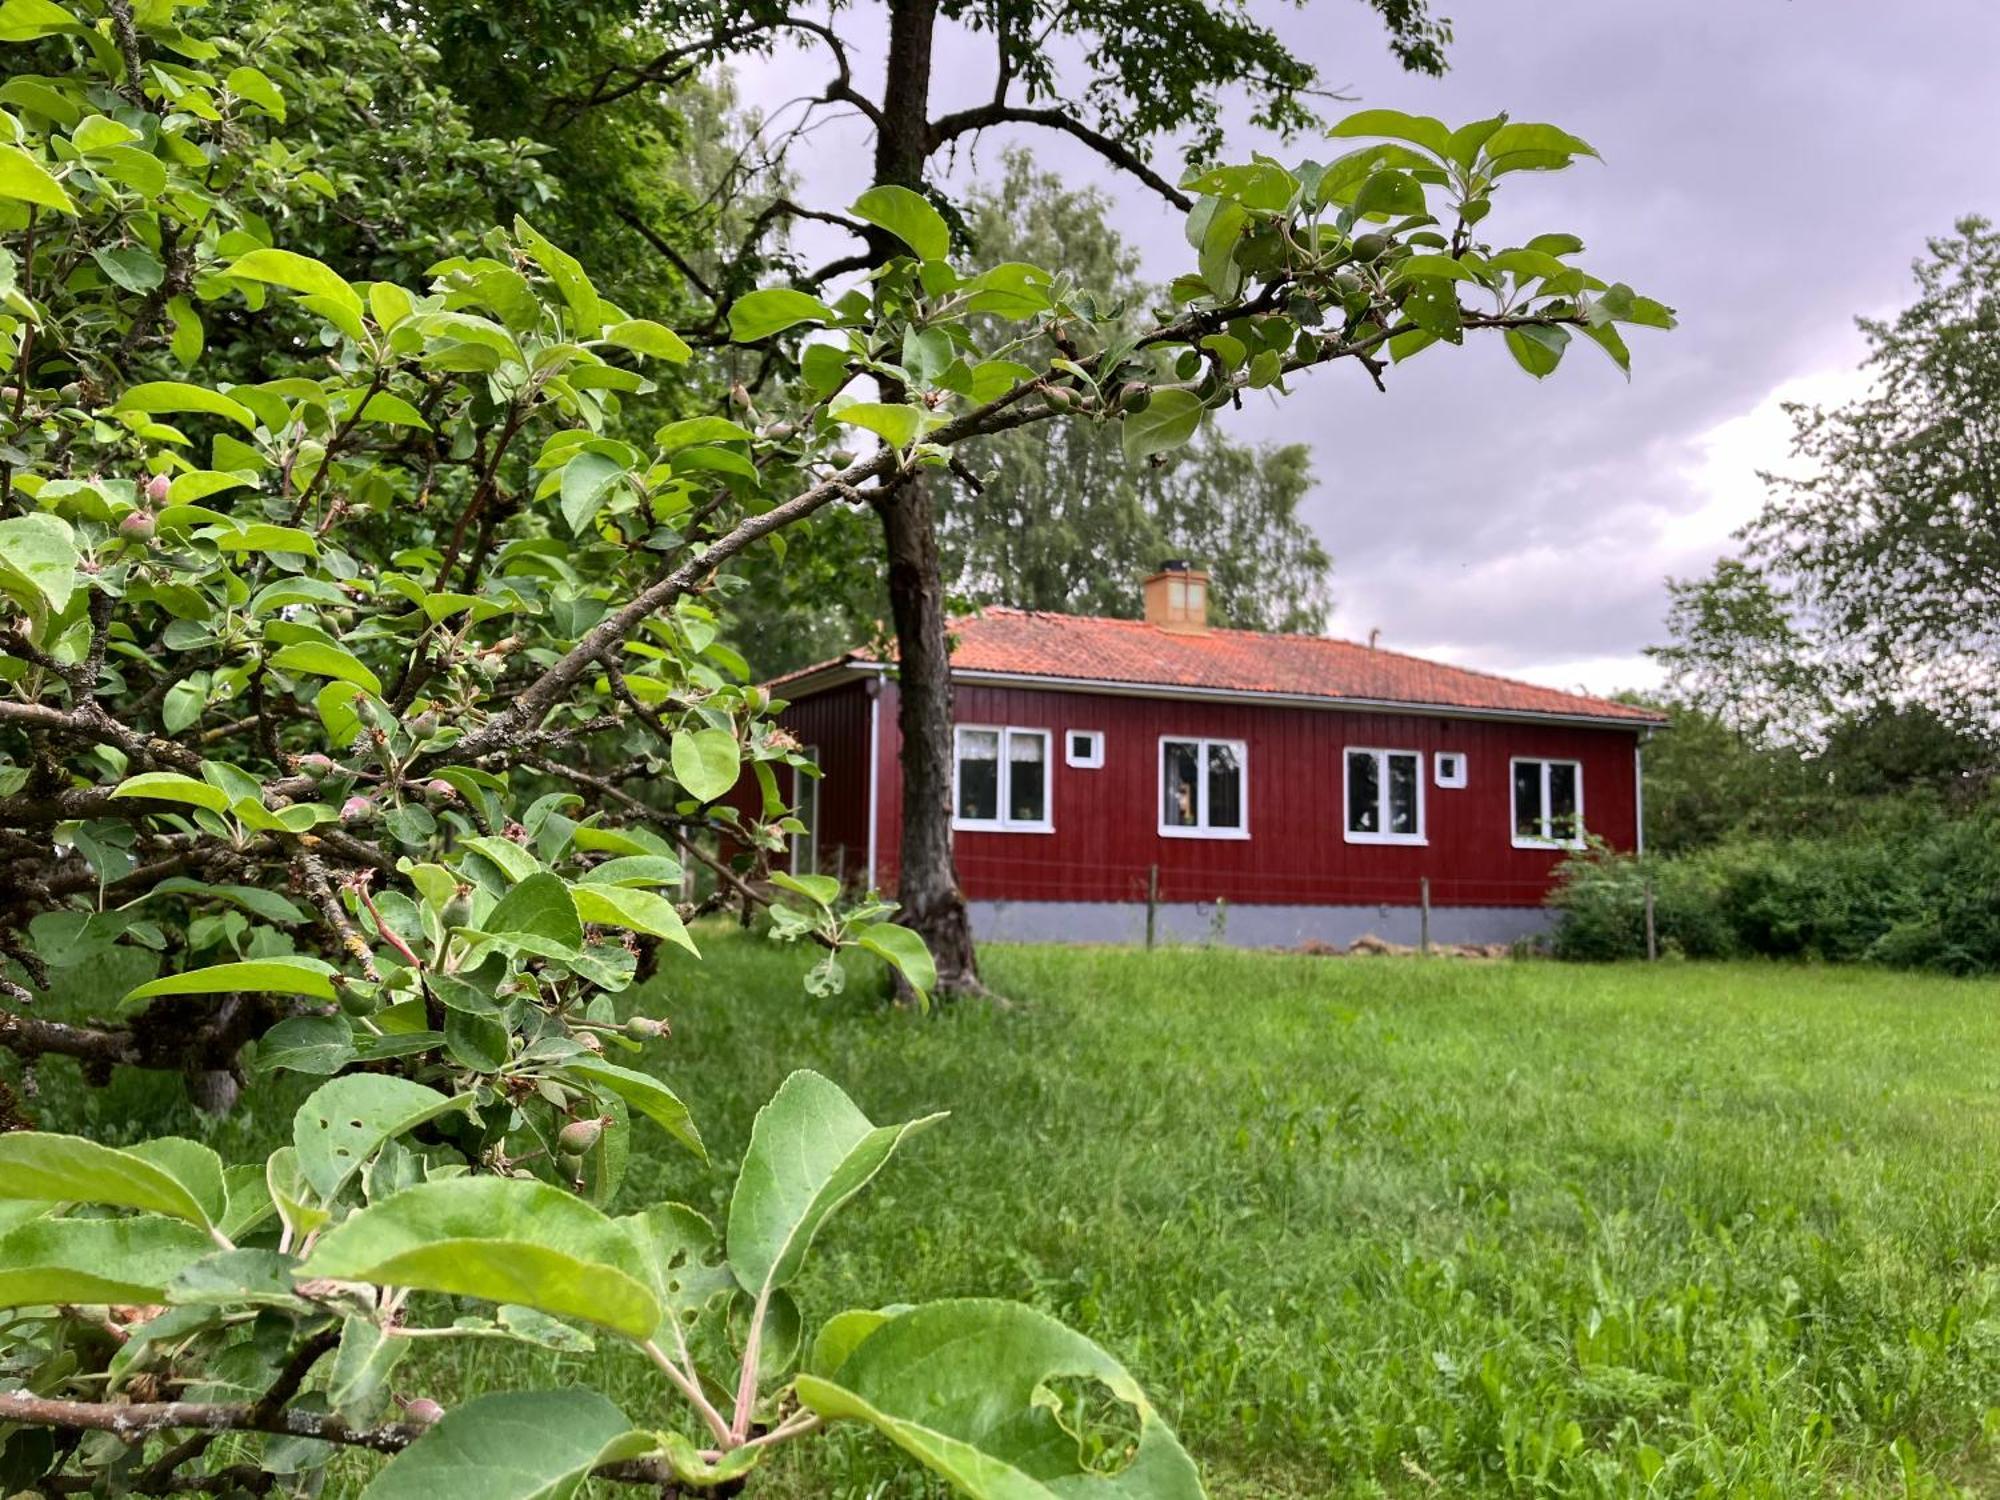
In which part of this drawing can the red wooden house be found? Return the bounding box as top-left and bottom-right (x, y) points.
(768, 563), (1664, 948)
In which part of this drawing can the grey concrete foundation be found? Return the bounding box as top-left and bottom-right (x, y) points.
(968, 900), (1556, 950)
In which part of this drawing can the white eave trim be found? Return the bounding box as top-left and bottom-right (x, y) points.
(944, 667), (1664, 732)
(768, 660), (890, 700)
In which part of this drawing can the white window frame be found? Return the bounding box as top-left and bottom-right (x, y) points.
(1065, 729), (1105, 769)
(1434, 750), (1468, 789)
(790, 748), (820, 875)
(1343, 747), (1427, 846)
(1510, 756), (1586, 849)
(952, 725), (1054, 834)
(1157, 735), (1250, 841)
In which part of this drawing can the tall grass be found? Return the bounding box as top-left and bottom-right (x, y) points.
(21, 936), (2000, 1496)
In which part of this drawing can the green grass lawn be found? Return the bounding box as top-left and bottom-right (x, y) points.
(25, 937), (2000, 1496)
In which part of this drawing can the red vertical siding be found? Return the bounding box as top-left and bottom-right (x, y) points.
(773, 678), (878, 889)
(794, 674), (1642, 909)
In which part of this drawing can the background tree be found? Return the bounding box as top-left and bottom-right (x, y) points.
(509, 0), (1469, 995)
(1655, 217), (2000, 735)
(943, 155), (1332, 633)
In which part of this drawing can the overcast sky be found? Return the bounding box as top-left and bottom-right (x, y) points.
(734, 1), (2000, 695)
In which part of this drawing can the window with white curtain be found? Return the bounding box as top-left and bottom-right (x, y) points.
(953, 726), (1053, 832)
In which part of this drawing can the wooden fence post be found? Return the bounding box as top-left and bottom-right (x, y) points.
(1419, 876), (1431, 956)
(1643, 878), (1658, 962)
(1145, 863), (1159, 951)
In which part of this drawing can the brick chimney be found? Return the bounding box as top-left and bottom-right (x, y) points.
(1142, 560), (1210, 633)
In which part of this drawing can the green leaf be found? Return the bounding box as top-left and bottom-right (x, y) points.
(166, 1247), (300, 1308)
(670, 727), (739, 803)
(0, 0), (79, 44)
(110, 771), (232, 814)
(853, 921), (936, 999)
(851, 184), (951, 262)
(601, 318), (690, 362)
(0, 143), (73, 212)
(0, 513), (78, 614)
(833, 402), (924, 450)
(1328, 108), (1452, 158)
(1504, 323), (1570, 380)
(256, 1015), (355, 1075)
(1577, 319), (1633, 376)
(1482, 121), (1599, 173)
(617, 1202), (735, 1345)
(796, 1299), (1205, 1499)
(560, 1057), (703, 1159)
(558, 450), (624, 534)
(224, 65), (285, 120)
(268, 641), (382, 697)
(515, 217), (604, 336)
(770, 871), (839, 907)
(571, 883), (698, 957)
(480, 871), (583, 955)
(1352, 167), (1425, 219)
(225, 248), (361, 318)
(728, 287), (834, 343)
(727, 1071), (944, 1301)
(328, 1315), (408, 1425)
(301, 1177), (661, 1338)
(124, 956), (339, 1006)
(124, 1138), (227, 1226)
(0, 1216), (216, 1308)
(356, 392), (430, 429)
(112, 381), (256, 430)
(92, 244), (163, 293)
(0, 1134), (219, 1226)
(1120, 388), (1204, 463)
(358, 1390), (645, 1500)
(293, 1076), (466, 1200)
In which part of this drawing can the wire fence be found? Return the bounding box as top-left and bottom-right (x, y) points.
(811, 841), (1564, 909)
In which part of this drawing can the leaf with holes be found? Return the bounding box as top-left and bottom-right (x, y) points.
(292, 1076), (467, 1201)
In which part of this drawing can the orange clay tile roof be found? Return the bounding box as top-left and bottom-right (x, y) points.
(773, 608), (1664, 725)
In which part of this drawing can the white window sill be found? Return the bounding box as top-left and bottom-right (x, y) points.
(1158, 825), (1250, 841)
(1345, 831), (1427, 846)
(1513, 836), (1586, 851)
(953, 818), (1055, 835)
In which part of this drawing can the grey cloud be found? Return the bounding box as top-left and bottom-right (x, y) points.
(733, 0), (2000, 689)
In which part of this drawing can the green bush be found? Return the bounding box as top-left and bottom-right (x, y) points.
(1551, 796), (2000, 973)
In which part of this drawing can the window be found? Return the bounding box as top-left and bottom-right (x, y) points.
(1159, 736), (1248, 838)
(1066, 730), (1104, 769)
(1435, 751), (1467, 789)
(1512, 757), (1584, 847)
(790, 749), (820, 875)
(953, 726), (1052, 832)
(1345, 748), (1425, 844)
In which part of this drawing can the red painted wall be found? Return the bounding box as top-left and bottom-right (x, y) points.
(773, 678), (878, 888)
(781, 676), (1644, 908)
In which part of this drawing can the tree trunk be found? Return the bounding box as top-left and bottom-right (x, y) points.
(870, 0), (981, 994)
(878, 476), (979, 994)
